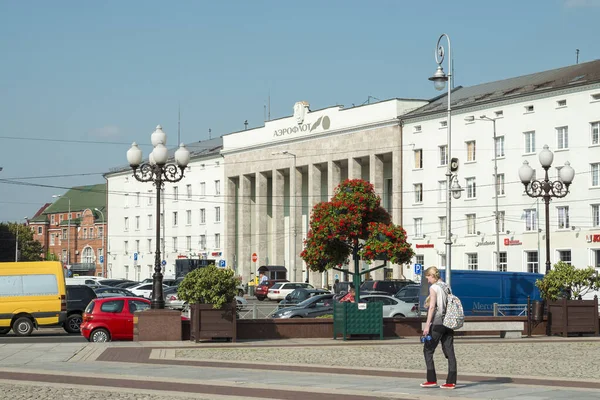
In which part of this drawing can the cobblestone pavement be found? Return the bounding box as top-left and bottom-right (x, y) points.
(175, 340), (600, 380)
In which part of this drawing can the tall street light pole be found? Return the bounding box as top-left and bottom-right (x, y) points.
(465, 115), (501, 270)
(53, 195), (71, 266)
(127, 125), (190, 309)
(429, 34), (462, 286)
(519, 145), (575, 274)
(94, 208), (105, 277)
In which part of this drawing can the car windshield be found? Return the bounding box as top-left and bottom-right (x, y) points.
(296, 295), (328, 308)
(84, 301), (95, 314)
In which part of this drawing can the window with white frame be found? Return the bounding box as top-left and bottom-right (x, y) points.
(200, 182), (206, 196)
(147, 190), (152, 205)
(593, 204), (600, 228)
(186, 184), (192, 199)
(466, 141), (476, 161)
(214, 233), (221, 249)
(498, 211), (505, 232)
(524, 131), (535, 153)
(37, 226), (42, 235)
(414, 218), (423, 238)
(147, 239), (152, 253)
(51, 215), (55, 225)
(172, 237), (178, 252)
(199, 235), (206, 250)
(83, 228), (87, 239)
(526, 251), (539, 273)
(124, 240), (129, 254)
(135, 216), (140, 230)
(62, 228), (67, 240)
(592, 163), (599, 187)
(82, 247), (93, 264)
(186, 236), (192, 251)
(90, 227), (94, 238)
(414, 149), (423, 169)
(215, 207), (221, 222)
(415, 255), (424, 267)
(439, 145), (448, 166)
(124, 193), (129, 208)
(124, 217), (129, 231)
(97, 248), (102, 261)
(440, 254), (446, 268)
(98, 227), (103, 238)
(200, 208), (206, 224)
(467, 253), (478, 270)
(524, 209), (537, 231)
(591, 122), (599, 145)
(135, 239), (140, 253)
(556, 126), (569, 149)
(215, 180), (221, 196)
(160, 213), (163, 228)
(495, 136), (505, 158)
(172, 211), (178, 227)
(438, 180), (447, 202)
(558, 250), (572, 265)
(186, 210), (192, 225)
(147, 214), (152, 229)
(466, 177), (476, 198)
(439, 216), (446, 237)
(496, 173), (505, 196)
(173, 186), (179, 201)
(466, 214), (476, 235)
(136, 192), (140, 206)
(496, 252), (507, 272)
(50, 234), (55, 245)
(557, 206), (570, 229)
(414, 183), (423, 203)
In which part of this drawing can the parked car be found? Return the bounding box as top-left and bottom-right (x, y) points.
(332, 281), (353, 295)
(63, 284), (97, 334)
(114, 281), (140, 289)
(271, 294), (334, 318)
(395, 284), (420, 304)
(360, 280), (415, 296)
(278, 288), (330, 308)
(164, 286), (185, 310)
(360, 294), (418, 318)
(96, 279), (133, 287)
(128, 282), (169, 298)
(80, 297), (152, 342)
(254, 279), (288, 301)
(267, 282), (314, 301)
(94, 286), (142, 298)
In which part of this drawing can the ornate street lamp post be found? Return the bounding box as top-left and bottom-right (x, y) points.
(518, 145), (575, 274)
(127, 125), (190, 309)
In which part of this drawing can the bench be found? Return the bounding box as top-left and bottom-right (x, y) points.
(422, 321), (524, 339)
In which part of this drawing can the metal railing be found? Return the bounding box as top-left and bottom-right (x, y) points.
(493, 303), (528, 317)
(237, 304), (282, 319)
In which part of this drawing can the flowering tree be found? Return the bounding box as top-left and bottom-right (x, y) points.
(300, 179), (414, 300)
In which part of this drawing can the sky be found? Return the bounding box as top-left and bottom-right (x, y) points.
(0, 0), (598, 222)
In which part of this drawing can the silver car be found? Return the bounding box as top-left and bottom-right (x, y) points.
(360, 294), (418, 318)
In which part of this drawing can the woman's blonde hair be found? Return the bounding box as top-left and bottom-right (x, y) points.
(424, 266), (440, 280)
(424, 295), (431, 308)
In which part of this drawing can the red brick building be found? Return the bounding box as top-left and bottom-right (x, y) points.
(29, 184), (107, 277)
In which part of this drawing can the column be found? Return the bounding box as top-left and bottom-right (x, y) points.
(370, 154), (386, 280)
(308, 164), (322, 285)
(240, 175), (253, 283)
(392, 149), (405, 279)
(225, 177), (238, 274)
(348, 156), (361, 179)
(272, 169), (285, 265)
(256, 172), (268, 269)
(328, 160), (341, 198)
(293, 165), (302, 282)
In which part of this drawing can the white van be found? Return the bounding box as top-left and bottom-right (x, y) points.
(66, 277), (101, 286)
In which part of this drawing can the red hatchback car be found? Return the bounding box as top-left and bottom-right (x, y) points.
(81, 297), (151, 342)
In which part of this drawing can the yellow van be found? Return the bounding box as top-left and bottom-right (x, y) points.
(0, 261), (67, 336)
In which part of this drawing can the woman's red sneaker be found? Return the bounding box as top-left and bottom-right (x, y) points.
(420, 382), (438, 388)
(440, 383), (456, 389)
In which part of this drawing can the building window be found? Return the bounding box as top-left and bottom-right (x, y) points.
(559, 250), (572, 265)
(37, 226), (42, 235)
(467, 253), (478, 270)
(557, 99), (567, 107)
(124, 241), (129, 254)
(200, 182), (206, 196)
(439, 216), (446, 237)
(524, 105), (534, 113)
(89, 228), (94, 238)
(466, 177), (476, 199)
(135, 240), (140, 253)
(592, 249), (600, 269)
(215, 207), (221, 222)
(200, 235), (206, 250)
(147, 214), (152, 229)
(557, 206), (570, 229)
(466, 141), (476, 162)
(592, 204), (600, 228)
(415, 254), (424, 267)
(62, 228), (67, 240)
(466, 214), (476, 235)
(200, 209), (206, 224)
(556, 126), (569, 149)
(124, 217), (129, 232)
(592, 122), (599, 145)
(440, 120), (447, 128)
(82, 247), (93, 264)
(172, 211), (178, 227)
(97, 248), (102, 261)
(172, 237), (178, 252)
(440, 254), (446, 269)
(496, 174), (505, 196)
(526, 251), (539, 273)
(214, 234), (221, 249)
(98, 227), (103, 238)
(147, 239), (152, 253)
(173, 186), (179, 201)
(498, 211), (505, 232)
(186, 184), (192, 199)
(83, 228), (87, 239)
(59, 215), (63, 222)
(186, 236), (192, 251)
(438, 180), (447, 202)
(414, 184), (423, 203)
(439, 145), (448, 166)
(124, 193), (129, 208)
(50, 234), (55, 245)
(591, 163), (599, 187)
(524, 131), (535, 154)
(160, 213), (164, 228)
(414, 149), (423, 169)
(414, 125), (422, 133)
(51, 215), (55, 225)
(136, 192), (140, 206)
(186, 210), (192, 225)
(215, 180), (221, 196)
(524, 209), (537, 231)
(494, 110), (503, 117)
(497, 252), (507, 272)
(147, 190), (152, 205)
(135, 216), (140, 230)
(495, 136), (505, 158)
(414, 218), (423, 238)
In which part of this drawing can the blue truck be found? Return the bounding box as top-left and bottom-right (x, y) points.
(419, 270), (544, 316)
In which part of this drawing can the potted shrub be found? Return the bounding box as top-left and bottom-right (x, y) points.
(178, 265), (238, 342)
(535, 262), (600, 337)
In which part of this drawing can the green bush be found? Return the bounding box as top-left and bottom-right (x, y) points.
(177, 265), (238, 309)
(535, 261), (600, 301)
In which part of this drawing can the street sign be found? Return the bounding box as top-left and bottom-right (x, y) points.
(99, 255), (104, 264)
(251, 253), (258, 263)
(161, 260), (167, 266)
(219, 260), (226, 268)
(414, 263), (423, 275)
(133, 252), (138, 261)
(334, 274), (339, 281)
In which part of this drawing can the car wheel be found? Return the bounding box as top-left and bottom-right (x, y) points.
(90, 328), (111, 342)
(0, 328), (10, 335)
(13, 317), (34, 336)
(392, 314), (405, 318)
(256, 296), (265, 301)
(291, 315), (302, 318)
(64, 314), (82, 334)
(237, 289), (244, 297)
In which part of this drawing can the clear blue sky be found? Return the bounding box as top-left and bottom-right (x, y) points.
(0, 0), (598, 222)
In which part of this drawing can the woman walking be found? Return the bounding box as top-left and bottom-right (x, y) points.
(421, 266), (457, 389)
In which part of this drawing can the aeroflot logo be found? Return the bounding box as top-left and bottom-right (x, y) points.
(273, 116), (331, 137)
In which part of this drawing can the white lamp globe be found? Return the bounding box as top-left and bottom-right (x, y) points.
(149, 151), (156, 166)
(559, 161), (575, 184)
(538, 145), (554, 168)
(126, 142), (143, 167)
(518, 160), (535, 184)
(153, 143), (168, 165)
(174, 143), (191, 167)
(151, 125), (167, 147)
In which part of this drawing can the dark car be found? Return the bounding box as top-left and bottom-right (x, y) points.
(114, 281), (140, 289)
(332, 281), (353, 295)
(360, 279), (415, 296)
(271, 294), (334, 318)
(278, 288), (330, 308)
(64, 285), (97, 334)
(94, 286), (143, 298)
(395, 284), (420, 304)
(96, 279), (133, 287)
(254, 279), (289, 301)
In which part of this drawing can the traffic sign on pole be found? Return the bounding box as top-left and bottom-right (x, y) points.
(99, 255), (104, 264)
(251, 253), (258, 263)
(161, 260), (167, 266)
(219, 260), (226, 268)
(414, 263), (423, 276)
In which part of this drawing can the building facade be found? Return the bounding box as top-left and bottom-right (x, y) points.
(402, 60), (600, 280)
(105, 137), (224, 280)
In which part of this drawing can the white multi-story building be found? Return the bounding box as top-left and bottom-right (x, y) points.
(402, 60), (600, 279)
(105, 136), (224, 280)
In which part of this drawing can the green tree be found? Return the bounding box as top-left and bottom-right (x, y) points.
(536, 261), (600, 300)
(177, 265), (238, 309)
(0, 222), (43, 262)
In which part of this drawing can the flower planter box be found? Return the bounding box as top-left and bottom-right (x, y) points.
(547, 296), (599, 337)
(333, 301), (383, 340)
(190, 303), (237, 342)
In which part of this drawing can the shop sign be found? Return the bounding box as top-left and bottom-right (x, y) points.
(475, 240), (495, 247)
(416, 244), (434, 249)
(586, 234), (600, 243)
(504, 238), (522, 246)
